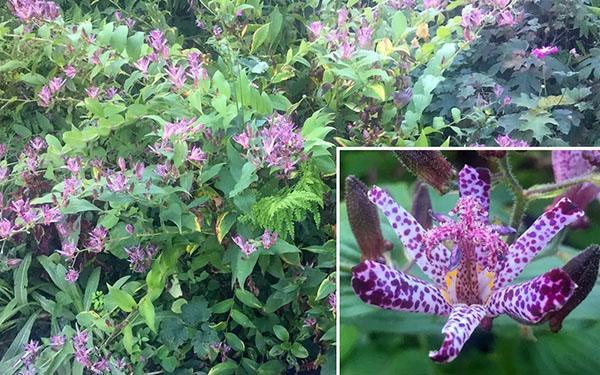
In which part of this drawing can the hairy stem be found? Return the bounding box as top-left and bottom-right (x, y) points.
(498, 153), (527, 243)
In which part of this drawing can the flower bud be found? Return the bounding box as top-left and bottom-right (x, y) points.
(411, 181), (432, 229)
(345, 176), (387, 260)
(547, 245), (600, 332)
(394, 151), (456, 194)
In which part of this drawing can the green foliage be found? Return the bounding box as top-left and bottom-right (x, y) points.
(249, 164), (328, 239)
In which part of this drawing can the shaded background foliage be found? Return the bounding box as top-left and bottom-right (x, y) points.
(339, 150), (600, 375)
(0, 0), (336, 373)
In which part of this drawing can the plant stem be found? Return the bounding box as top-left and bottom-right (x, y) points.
(498, 153), (527, 243)
(524, 173), (600, 200)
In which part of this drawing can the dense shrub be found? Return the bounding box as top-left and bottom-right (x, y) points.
(0, 1), (335, 373)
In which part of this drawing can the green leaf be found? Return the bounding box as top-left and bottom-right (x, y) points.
(1, 311), (39, 361)
(123, 323), (134, 354)
(251, 24), (270, 52)
(181, 296), (211, 326)
(391, 11), (407, 41)
(216, 212), (237, 243)
(172, 140), (188, 167)
(519, 111), (558, 142)
(14, 253), (31, 306)
(230, 309), (256, 329)
(256, 360), (285, 375)
(106, 286), (136, 312)
(290, 342), (309, 358)
(62, 198), (101, 214)
(208, 361), (238, 375)
(229, 162), (257, 197)
(110, 25), (128, 53)
(126, 31), (144, 60)
(83, 267), (100, 311)
(160, 201), (183, 232)
(273, 325), (289, 342)
(139, 296), (156, 333)
(225, 332), (245, 352)
(235, 289), (263, 309)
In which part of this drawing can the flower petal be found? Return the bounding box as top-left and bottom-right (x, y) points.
(368, 186), (449, 286)
(351, 260), (451, 316)
(486, 268), (576, 324)
(552, 150), (593, 182)
(496, 197), (584, 288)
(429, 304), (487, 363)
(458, 165), (491, 220)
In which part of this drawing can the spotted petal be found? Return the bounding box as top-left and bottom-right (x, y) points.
(458, 165), (491, 220)
(486, 268), (576, 324)
(429, 304), (487, 363)
(351, 260), (451, 316)
(368, 186), (449, 286)
(495, 197), (585, 288)
(552, 150), (593, 182)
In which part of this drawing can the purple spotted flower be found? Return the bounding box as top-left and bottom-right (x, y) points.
(134, 56), (151, 75)
(73, 329), (92, 368)
(49, 334), (65, 350)
(495, 135), (528, 147)
(40, 205), (61, 224)
(550, 151), (600, 228)
(261, 229), (278, 249)
(38, 85), (53, 107)
(232, 235), (256, 256)
(57, 242), (77, 258)
(166, 63), (187, 90)
(351, 165), (585, 363)
(64, 65), (77, 79)
(85, 86), (101, 98)
(148, 29), (169, 59)
(125, 244), (158, 273)
(0, 219), (13, 238)
(87, 226), (108, 253)
(65, 267), (79, 283)
(532, 46), (559, 59)
(307, 21), (323, 41)
(21, 340), (40, 368)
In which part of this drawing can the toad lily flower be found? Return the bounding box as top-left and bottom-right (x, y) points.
(351, 165), (585, 363)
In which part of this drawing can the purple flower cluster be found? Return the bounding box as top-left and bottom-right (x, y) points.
(86, 226), (108, 253)
(261, 229), (278, 249)
(125, 243), (158, 272)
(148, 29), (169, 60)
(210, 342), (231, 362)
(21, 340), (40, 373)
(495, 135), (529, 147)
(8, 0), (60, 25)
(232, 234), (257, 256)
(532, 45), (559, 59)
(234, 113), (305, 177)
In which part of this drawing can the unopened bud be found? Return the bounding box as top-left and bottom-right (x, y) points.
(547, 245), (600, 332)
(6, 258), (22, 269)
(411, 181), (432, 229)
(345, 176), (387, 260)
(394, 151), (456, 194)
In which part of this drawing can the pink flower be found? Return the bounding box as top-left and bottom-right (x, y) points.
(134, 56), (151, 75)
(352, 166), (585, 362)
(0, 167), (9, 182)
(8, 0), (60, 24)
(66, 156), (82, 174)
(148, 29), (169, 59)
(133, 162), (145, 180)
(38, 85), (53, 107)
(188, 146), (207, 163)
(232, 234), (256, 256)
(125, 224), (134, 234)
(423, 0), (441, 9)
(104, 87), (118, 99)
(495, 135), (528, 147)
(501, 96), (512, 107)
(64, 65), (77, 79)
(106, 172), (128, 192)
(49, 335), (65, 351)
(125, 18), (135, 29)
(65, 267), (79, 283)
(40, 205), (61, 224)
(497, 10), (516, 27)
(532, 46), (559, 59)
(166, 64), (187, 90)
(339, 42), (355, 60)
(56, 242), (77, 258)
(0, 218), (13, 238)
(233, 126), (253, 149)
(307, 21), (323, 41)
(30, 136), (47, 151)
(85, 86), (100, 98)
(261, 229), (278, 249)
(356, 24), (373, 48)
(87, 226), (108, 253)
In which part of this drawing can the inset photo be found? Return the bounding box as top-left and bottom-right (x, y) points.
(339, 149), (600, 374)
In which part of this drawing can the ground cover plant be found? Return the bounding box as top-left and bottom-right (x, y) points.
(339, 150), (600, 374)
(0, 1), (336, 373)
